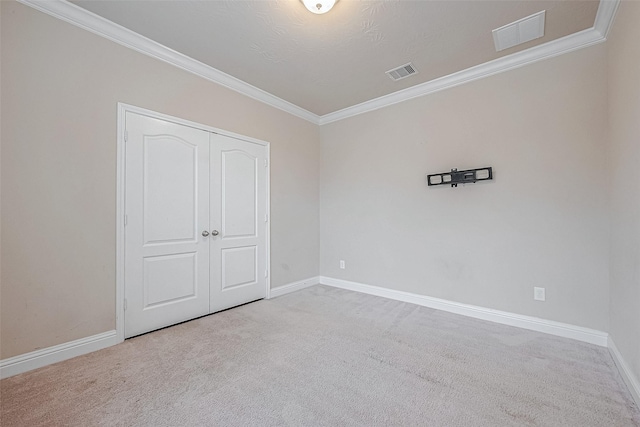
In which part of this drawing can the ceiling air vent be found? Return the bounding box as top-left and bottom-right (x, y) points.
(386, 63), (418, 81)
(492, 10), (546, 52)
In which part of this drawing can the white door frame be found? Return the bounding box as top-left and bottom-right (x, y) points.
(115, 102), (271, 343)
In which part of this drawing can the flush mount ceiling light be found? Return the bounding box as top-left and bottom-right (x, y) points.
(301, 0), (337, 15)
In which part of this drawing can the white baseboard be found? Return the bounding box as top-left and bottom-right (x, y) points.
(270, 276), (320, 298)
(319, 276), (608, 347)
(608, 337), (640, 408)
(0, 330), (119, 379)
(0, 276), (318, 379)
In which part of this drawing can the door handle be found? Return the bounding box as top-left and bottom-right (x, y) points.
(202, 230), (210, 237)
(211, 230), (219, 236)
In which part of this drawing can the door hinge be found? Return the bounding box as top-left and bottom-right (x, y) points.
(265, 269), (269, 278)
(264, 159), (268, 168)
(124, 130), (128, 142)
(124, 298), (128, 311)
(124, 214), (128, 226)
(264, 214), (268, 222)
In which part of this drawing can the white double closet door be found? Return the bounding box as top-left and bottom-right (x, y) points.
(124, 112), (268, 338)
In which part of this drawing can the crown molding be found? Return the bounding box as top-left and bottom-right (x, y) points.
(318, 0), (620, 125)
(16, 0), (321, 124)
(18, 0), (619, 127)
(594, 0), (621, 39)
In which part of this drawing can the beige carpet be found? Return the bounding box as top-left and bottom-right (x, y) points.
(1, 285), (639, 426)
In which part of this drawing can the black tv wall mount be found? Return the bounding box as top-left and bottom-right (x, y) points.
(427, 167), (493, 188)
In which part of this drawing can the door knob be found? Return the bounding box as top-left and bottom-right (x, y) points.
(211, 230), (219, 236)
(202, 230), (210, 237)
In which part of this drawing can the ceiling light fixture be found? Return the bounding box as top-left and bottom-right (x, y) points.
(301, 0), (337, 15)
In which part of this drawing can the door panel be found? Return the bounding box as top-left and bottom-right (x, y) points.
(143, 136), (198, 245)
(210, 134), (267, 312)
(143, 252), (198, 307)
(222, 151), (257, 238)
(221, 246), (257, 290)
(125, 112), (210, 338)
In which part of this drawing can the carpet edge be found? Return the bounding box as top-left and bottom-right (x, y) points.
(270, 276), (320, 298)
(319, 276), (608, 347)
(0, 330), (119, 379)
(609, 337), (640, 409)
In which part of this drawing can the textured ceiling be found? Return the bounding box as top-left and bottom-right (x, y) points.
(72, 0), (600, 116)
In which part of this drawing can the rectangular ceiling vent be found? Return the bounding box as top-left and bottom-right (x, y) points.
(386, 63), (418, 81)
(492, 10), (546, 52)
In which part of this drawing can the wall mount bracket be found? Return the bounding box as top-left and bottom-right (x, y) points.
(427, 167), (493, 188)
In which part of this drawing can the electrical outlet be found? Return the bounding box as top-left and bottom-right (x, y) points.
(339, 260), (345, 269)
(534, 287), (545, 301)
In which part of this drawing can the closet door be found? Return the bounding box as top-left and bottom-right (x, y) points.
(209, 133), (268, 312)
(124, 112), (210, 338)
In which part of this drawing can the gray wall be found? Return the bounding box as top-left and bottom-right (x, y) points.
(320, 45), (610, 331)
(0, 1), (320, 359)
(607, 0), (640, 394)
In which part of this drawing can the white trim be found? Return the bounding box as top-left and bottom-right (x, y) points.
(319, 276), (609, 347)
(318, 0), (619, 124)
(608, 337), (640, 408)
(116, 103), (272, 340)
(0, 331), (118, 379)
(318, 27), (606, 125)
(117, 103), (271, 148)
(269, 276), (320, 299)
(594, 0), (621, 39)
(116, 104), (126, 344)
(16, 0), (319, 124)
(265, 144), (272, 300)
(16, 0), (619, 126)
